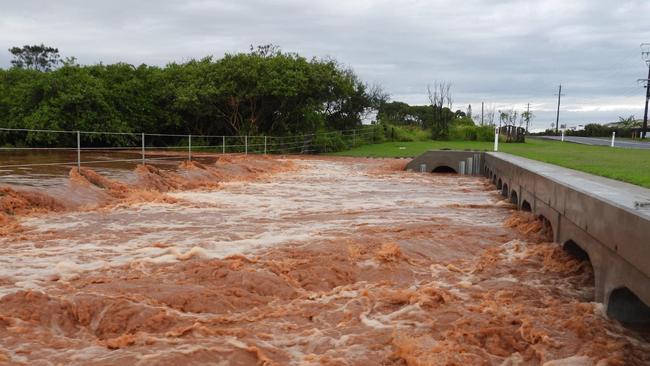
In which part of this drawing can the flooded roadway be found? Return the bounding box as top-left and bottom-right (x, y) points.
(0, 154), (648, 365)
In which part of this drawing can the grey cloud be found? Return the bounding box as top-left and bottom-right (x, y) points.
(1, 0), (649, 129)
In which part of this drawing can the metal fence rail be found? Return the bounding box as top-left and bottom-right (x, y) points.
(0, 126), (382, 171)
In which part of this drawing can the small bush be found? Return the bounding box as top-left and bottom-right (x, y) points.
(372, 124), (386, 143)
(384, 124), (429, 142)
(312, 132), (347, 153)
(449, 125), (476, 141)
(449, 125), (495, 141)
(475, 125), (495, 141)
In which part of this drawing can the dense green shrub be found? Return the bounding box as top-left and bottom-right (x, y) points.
(0, 46), (386, 146)
(371, 123), (386, 143)
(534, 123), (641, 138)
(475, 125), (496, 141)
(384, 124), (430, 142)
(311, 131), (347, 153)
(449, 125), (476, 141)
(449, 124), (495, 141)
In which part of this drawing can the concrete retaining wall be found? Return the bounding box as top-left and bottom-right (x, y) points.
(407, 150), (650, 324)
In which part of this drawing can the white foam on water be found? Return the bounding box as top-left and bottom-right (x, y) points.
(542, 356), (594, 366)
(0, 159), (505, 296)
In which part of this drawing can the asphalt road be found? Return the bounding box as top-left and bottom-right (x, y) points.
(539, 135), (650, 149)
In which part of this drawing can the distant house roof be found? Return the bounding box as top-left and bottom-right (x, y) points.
(604, 120), (643, 128)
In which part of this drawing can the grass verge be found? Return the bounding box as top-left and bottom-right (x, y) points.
(329, 138), (650, 189)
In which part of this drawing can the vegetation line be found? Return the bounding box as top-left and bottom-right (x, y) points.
(330, 139), (650, 189)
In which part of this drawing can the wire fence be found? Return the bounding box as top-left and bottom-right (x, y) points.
(0, 126), (384, 171)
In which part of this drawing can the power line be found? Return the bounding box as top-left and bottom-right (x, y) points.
(618, 87), (647, 98)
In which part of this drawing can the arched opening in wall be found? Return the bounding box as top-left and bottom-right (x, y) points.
(562, 240), (595, 301)
(510, 190), (519, 205)
(492, 175), (497, 184)
(521, 200), (532, 212)
(502, 183), (509, 197)
(607, 287), (650, 329)
(563, 240), (590, 262)
(432, 166), (457, 174)
(497, 178), (502, 190)
(537, 215), (554, 241)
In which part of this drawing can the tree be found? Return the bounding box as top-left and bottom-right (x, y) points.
(0, 46), (383, 149)
(377, 101), (437, 129)
(484, 104), (496, 126)
(522, 110), (534, 132)
(498, 109), (519, 128)
(617, 115), (639, 129)
(249, 43), (282, 58)
(9, 44), (62, 72)
(427, 81), (454, 139)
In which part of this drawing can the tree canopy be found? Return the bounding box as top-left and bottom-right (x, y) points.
(0, 45), (387, 146)
(8, 44), (62, 72)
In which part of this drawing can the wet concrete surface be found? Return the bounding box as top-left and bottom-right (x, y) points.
(489, 152), (650, 218)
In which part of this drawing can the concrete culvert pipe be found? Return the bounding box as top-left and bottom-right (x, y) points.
(432, 166), (457, 173)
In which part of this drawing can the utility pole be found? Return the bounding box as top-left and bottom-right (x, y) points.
(555, 84), (564, 134)
(481, 102), (484, 126)
(641, 67), (650, 139)
(640, 43), (650, 139)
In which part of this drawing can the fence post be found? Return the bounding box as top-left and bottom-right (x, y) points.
(245, 136), (248, 155)
(222, 136), (225, 154)
(188, 134), (192, 161)
(611, 131), (616, 147)
(494, 127), (499, 152)
(141, 133), (145, 165)
(264, 136), (267, 155)
(561, 130), (565, 142)
(76, 131), (81, 172)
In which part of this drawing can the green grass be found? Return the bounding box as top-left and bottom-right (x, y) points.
(329, 138), (650, 189)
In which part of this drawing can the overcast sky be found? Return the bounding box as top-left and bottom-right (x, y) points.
(1, 0), (650, 130)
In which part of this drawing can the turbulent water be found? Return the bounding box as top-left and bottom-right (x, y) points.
(0, 155), (648, 365)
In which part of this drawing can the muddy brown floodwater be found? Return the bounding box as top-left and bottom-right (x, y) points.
(0, 154), (648, 365)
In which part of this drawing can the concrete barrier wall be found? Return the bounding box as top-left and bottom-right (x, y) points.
(407, 150), (650, 324)
(407, 151), (482, 175)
